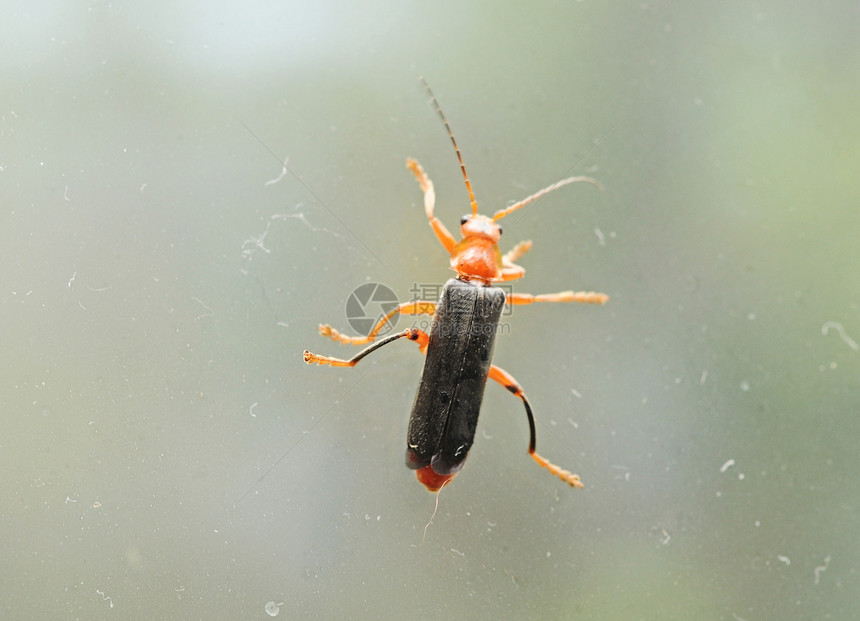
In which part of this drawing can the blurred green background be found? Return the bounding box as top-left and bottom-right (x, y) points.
(2, 1), (858, 619)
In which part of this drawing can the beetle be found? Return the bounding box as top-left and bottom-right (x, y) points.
(303, 81), (608, 492)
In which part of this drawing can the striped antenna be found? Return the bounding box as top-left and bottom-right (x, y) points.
(421, 78), (479, 216)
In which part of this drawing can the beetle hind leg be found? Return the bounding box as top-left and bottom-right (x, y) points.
(488, 365), (583, 489)
(304, 328), (429, 367)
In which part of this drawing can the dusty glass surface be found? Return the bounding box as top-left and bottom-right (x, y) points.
(2, 1), (858, 619)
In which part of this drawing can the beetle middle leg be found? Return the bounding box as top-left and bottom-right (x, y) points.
(304, 327), (429, 367)
(507, 290), (609, 305)
(487, 364), (584, 489)
(319, 300), (437, 345)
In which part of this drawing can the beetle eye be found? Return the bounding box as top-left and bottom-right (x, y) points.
(460, 215), (470, 225)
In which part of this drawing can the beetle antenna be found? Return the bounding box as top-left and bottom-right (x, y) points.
(492, 175), (603, 222)
(421, 78), (479, 217)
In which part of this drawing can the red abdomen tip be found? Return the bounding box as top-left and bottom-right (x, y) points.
(415, 465), (457, 492)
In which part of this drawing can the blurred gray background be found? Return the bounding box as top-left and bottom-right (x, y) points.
(2, 1), (858, 619)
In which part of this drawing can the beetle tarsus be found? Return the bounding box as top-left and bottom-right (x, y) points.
(531, 451), (584, 489)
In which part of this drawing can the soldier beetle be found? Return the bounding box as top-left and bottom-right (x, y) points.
(304, 80), (607, 492)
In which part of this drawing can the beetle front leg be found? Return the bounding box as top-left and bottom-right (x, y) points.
(406, 158), (457, 255)
(498, 240), (532, 281)
(503, 239), (533, 265)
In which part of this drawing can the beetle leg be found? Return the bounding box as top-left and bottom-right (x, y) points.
(319, 301), (437, 345)
(496, 241), (532, 281)
(502, 239), (532, 265)
(499, 264), (525, 281)
(506, 291), (609, 305)
(406, 158), (457, 255)
(304, 328), (429, 367)
(487, 365), (583, 489)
